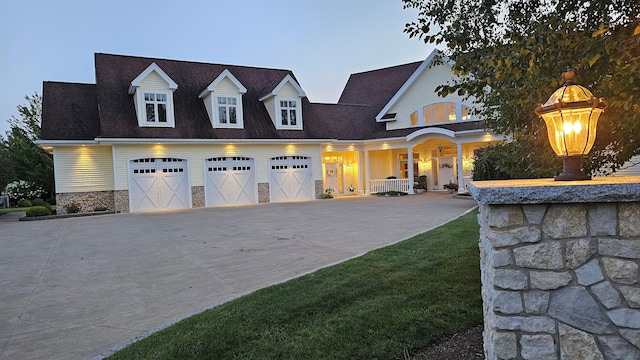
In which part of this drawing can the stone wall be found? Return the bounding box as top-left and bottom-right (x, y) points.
(114, 190), (129, 213)
(470, 178), (640, 360)
(315, 180), (324, 199)
(258, 183), (269, 203)
(56, 191), (115, 214)
(192, 186), (205, 208)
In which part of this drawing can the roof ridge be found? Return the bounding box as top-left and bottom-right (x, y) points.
(43, 81), (96, 86)
(349, 60), (424, 76)
(94, 52), (294, 73)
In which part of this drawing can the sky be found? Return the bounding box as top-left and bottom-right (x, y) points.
(0, 0), (436, 137)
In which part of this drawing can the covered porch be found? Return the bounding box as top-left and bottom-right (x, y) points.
(321, 129), (502, 195)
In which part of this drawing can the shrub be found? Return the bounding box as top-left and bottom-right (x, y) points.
(31, 198), (48, 207)
(64, 202), (81, 214)
(46, 197), (57, 206)
(3, 180), (45, 203)
(17, 198), (32, 207)
(26, 206), (51, 217)
(93, 206), (108, 211)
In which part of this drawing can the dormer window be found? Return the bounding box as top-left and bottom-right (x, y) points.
(279, 100), (298, 126)
(129, 63), (178, 128)
(199, 70), (246, 129)
(144, 92), (168, 123)
(217, 96), (238, 125)
(259, 74), (306, 130)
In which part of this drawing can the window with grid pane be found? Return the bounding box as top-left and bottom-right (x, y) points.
(217, 96), (238, 124)
(280, 100), (298, 126)
(144, 93), (168, 123)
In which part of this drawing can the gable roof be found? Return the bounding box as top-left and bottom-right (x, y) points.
(259, 74), (306, 101)
(374, 49), (450, 122)
(338, 60), (423, 111)
(93, 53), (325, 140)
(40, 52), (485, 143)
(128, 62), (178, 94)
(198, 69), (247, 98)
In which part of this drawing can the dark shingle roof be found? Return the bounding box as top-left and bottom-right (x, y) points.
(40, 53), (486, 142)
(338, 61), (422, 109)
(94, 53), (324, 140)
(41, 82), (100, 140)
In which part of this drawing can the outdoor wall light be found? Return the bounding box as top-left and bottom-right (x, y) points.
(535, 70), (607, 181)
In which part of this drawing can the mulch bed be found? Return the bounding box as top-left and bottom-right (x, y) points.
(410, 324), (484, 359)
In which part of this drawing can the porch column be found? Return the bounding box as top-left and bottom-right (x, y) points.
(357, 150), (365, 195)
(407, 147), (414, 194)
(364, 150), (370, 194)
(456, 142), (464, 194)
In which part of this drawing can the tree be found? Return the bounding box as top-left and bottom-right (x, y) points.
(0, 93), (54, 199)
(403, 0), (640, 177)
(8, 92), (42, 141)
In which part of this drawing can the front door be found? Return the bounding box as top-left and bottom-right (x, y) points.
(324, 163), (340, 193)
(438, 157), (455, 189)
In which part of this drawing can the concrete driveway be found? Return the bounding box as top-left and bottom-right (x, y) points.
(0, 194), (477, 360)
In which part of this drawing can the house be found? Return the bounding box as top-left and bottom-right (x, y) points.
(39, 50), (504, 213)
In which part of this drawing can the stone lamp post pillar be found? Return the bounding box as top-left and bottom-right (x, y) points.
(469, 177), (640, 360)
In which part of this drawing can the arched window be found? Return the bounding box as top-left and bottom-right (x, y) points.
(410, 111), (419, 125)
(416, 102), (473, 126)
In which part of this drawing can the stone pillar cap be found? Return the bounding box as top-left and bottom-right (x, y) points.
(468, 177), (640, 205)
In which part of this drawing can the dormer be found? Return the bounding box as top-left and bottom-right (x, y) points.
(198, 69), (247, 129)
(259, 74), (306, 130)
(128, 63), (178, 128)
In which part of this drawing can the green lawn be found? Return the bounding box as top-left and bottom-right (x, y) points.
(0, 207), (29, 215)
(108, 209), (482, 360)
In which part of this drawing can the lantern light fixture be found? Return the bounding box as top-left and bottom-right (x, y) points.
(535, 70), (607, 181)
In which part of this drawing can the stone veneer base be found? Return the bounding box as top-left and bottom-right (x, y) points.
(470, 176), (640, 360)
(59, 179), (326, 214)
(56, 191), (115, 214)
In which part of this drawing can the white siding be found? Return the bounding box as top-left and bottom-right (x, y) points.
(112, 144), (322, 190)
(140, 71), (171, 91)
(264, 97), (276, 127)
(215, 77), (240, 94)
(279, 83), (300, 98)
(386, 62), (476, 131)
(54, 146), (114, 193)
(368, 150), (393, 179)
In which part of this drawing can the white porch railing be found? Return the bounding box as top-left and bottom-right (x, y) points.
(462, 176), (472, 191)
(369, 179), (411, 193)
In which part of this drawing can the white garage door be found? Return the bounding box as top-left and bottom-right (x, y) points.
(205, 156), (256, 207)
(269, 156), (314, 203)
(129, 158), (191, 213)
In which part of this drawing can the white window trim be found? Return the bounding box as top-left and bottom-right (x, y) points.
(213, 95), (244, 129)
(134, 89), (176, 128)
(276, 98), (302, 130)
(411, 102), (474, 127)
